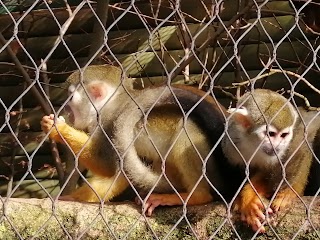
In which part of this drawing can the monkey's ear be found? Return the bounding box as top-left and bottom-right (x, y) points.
(87, 82), (108, 101)
(227, 107), (248, 115)
(229, 107), (252, 130)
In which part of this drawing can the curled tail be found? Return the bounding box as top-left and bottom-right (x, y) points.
(113, 87), (173, 192)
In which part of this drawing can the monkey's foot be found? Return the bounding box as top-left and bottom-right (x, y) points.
(140, 193), (184, 217)
(58, 189), (100, 203)
(138, 192), (212, 216)
(271, 188), (296, 213)
(58, 195), (78, 201)
(141, 194), (168, 216)
(236, 196), (272, 233)
(59, 194), (101, 203)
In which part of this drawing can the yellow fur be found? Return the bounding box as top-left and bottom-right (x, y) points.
(50, 122), (116, 177)
(66, 174), (129, 202)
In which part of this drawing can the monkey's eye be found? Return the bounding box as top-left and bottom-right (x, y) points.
(267, 131), (276, 137)
(280, 132), (289, 138)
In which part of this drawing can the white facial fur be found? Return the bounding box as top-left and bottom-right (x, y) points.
(66, 81), (117, 131)
(224, 106), (295, 169)
(254, 124), (293, 162)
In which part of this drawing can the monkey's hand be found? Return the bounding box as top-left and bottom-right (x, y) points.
(137, 193), (183, 217)
(271, 188), (297, 212)
(41, 114), (66, 143)
(137, 191), (213, 216)
(136, 193), (168, 216)
(235, 188), (271, 233)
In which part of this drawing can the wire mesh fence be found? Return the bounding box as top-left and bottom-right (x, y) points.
(0, 0), (320, 239)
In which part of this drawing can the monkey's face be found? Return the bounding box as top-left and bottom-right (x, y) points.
(226, 99), (296, 168)
(224, 116), (295, 169)
(64, 84), (98, 131)
(65, 80), (116, 131)
(253, 124), (293, 161)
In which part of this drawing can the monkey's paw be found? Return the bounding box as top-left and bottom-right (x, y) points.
(59, 191), (101, 203)
(137, 193), (172, 217)
(41, 114), (66, 142)
(58, 195), (77, 201)
(59, 194), (99, 203)
(271, 188), (296, 213)
(236, 197), (272, 233)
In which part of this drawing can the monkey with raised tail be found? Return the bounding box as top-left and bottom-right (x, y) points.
(41, 65), (230, 215)
(222, 89), (313, 233)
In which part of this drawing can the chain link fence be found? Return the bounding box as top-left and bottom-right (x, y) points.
(0, 0), (319, 239)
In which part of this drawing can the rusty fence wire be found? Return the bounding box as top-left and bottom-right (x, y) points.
(0, 0), (320, 239)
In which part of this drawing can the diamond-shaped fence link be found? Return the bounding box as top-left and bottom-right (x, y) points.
(0, 0), (319, 239)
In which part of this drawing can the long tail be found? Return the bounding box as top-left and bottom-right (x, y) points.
(113, 86), (173, 192)
(113, 85), (226, 193)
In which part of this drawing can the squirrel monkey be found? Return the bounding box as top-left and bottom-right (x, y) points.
(299, 108), (320, 196)
(222, 89), (313, 233)
(41, 65), (227, 215)
(43, 65), (134, 202)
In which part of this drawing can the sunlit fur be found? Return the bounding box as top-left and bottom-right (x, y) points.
(223, 89), (297, 169)
(221, 89), (313, 233)
(41, 65), (227, 215)
(63, 65), (132, 132)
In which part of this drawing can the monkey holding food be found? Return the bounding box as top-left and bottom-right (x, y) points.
(41, 65), (230, 216)
(41, 66), (315, 233)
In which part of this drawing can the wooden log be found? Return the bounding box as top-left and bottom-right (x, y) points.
(0, 105), (76, 133)
(0, 15), (313, 64)
(133, 68), (320, 91)
(37, 40), (315, 77)
(0, 180), (60, 199)
(0, 6), (94, 38)
(0, 197), (318, 239)
(0, 154), (64, 179)
(0, 83), (68, 108)
(0, 131), (49, 156)
(1, 65), (319, 109)
(0, 1), (295, 39)
(0, 106), (52, 133)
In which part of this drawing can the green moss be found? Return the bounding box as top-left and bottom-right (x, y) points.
(0, 199), (319, 239)
(299, 230), (320, 240)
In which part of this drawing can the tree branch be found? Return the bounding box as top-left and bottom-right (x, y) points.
(170, 2), (255, 80)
